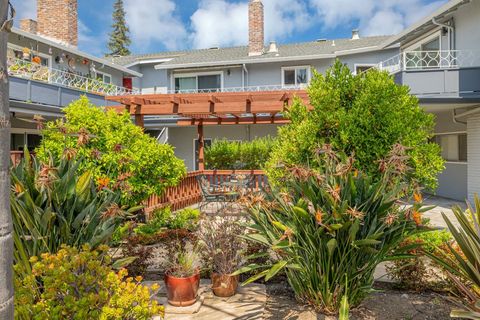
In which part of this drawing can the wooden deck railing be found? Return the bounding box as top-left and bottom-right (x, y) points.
(143, 169), (268, 215)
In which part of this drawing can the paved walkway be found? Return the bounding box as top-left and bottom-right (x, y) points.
(421, 195), (465, 229)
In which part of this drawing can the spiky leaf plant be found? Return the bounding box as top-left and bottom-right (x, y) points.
(11, 150), (135, 276)
(427, 196), (480, 319)
(236, 144), (426, 315)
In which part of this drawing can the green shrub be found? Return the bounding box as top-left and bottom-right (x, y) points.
(205, 137), (275, 170)
(36, 96), (186, 205)
(266, 60), (444, 191)
(134, 207), (200, 236)
(14, 245), (163, 320)
(387, 229), (452, 291)
(236, 145), (424, 314)
(111, 221), (134, 246)
(11, 151), (133, 277)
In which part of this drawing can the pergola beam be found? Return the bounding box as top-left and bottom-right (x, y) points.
(177, 116), (289, 126)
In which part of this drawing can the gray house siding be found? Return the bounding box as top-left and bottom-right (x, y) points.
(454, 0), (480, 51)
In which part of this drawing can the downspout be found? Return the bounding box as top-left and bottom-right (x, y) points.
(432, 17), (454, 51)
(242, 64), (249, 89)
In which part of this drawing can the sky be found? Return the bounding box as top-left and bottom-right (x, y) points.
(12, 0), (447, 57)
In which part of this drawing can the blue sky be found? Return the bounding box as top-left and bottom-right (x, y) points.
(13, 0), (447, 57)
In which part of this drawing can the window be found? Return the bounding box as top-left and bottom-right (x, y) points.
(434, 133), (467, 162)
(7, 45), (50, 67)
(175, 73), (223, 93)
(404, 32), (441, 69)
(96, 71), (112, 84)
(10, 133), (42, 151)
(282, 66), (310, 87)
(354, 64), (375, 75)
(194, 139), (212, 170)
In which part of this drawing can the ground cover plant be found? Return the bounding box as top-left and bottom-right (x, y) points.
(266, 60), (443, 191)
(14, 245), (163, 320)
(205, 137), (275, 170)
(36, 96), (186, 205)
(11, 151), (134, 277)
(133, 207), (200, 238)
(237, 144), (427, 315)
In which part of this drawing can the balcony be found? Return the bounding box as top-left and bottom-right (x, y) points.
(377, 50), (480, 99)
(8, 57), (138, 109)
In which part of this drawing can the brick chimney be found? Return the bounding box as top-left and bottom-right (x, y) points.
(37, 0), (78, 47)
(19, 19), (38, 34)
(248, 0), (264, 56)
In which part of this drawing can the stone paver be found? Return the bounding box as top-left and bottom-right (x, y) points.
(145, 280), (267, 320)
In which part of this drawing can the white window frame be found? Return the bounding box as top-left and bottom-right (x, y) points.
(433, 131), (467, 164)
(95, 70), (112, 84)
(281, 66), (311, 87)
(403, 30), (443, 53)
(8, 43), (52, 68)
(353, 63), (377, 75)
(172, 71), (224, 92)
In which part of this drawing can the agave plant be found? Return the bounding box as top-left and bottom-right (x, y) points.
(11, 150), (136, 276)
(427, 196), (480, 319)
(235, 145), (427, 315)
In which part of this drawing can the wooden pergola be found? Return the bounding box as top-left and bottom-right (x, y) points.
(106, 90), (309, 170)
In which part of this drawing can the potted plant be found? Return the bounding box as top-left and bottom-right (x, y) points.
(198, 216), (245, 297)
(164, 248), (201, 306)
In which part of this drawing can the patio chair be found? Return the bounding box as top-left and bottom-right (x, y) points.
(196, 175), (232, 212)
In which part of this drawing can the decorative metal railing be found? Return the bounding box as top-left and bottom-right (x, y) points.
(377, 50), (480, 73)
(7, 57), (138, 96)
(170, 83), (308, 94)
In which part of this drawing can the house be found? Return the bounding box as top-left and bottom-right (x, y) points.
(8, 0), (140, 151)
(377, 0), (480, 201)
(112, 0), (399, 172)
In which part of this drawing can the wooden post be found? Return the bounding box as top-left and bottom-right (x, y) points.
(197, 122), (205, 171)
(133, 104), (144, 128)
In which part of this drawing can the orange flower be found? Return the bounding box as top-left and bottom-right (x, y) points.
(97, 177), (110, 190)
(413, 192), (423, 203)
(315, 209), (323, 225)
(412, 210), (422, 226)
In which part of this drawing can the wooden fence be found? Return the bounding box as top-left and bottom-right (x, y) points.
(143, 169), (268, 215)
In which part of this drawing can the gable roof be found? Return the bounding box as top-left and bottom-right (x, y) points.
(381, 0), (471, 48)
(114, 35), (392, 69)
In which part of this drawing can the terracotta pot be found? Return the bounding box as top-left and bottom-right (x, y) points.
(211, 273), (239, 297)
(164, 271), (200, 307)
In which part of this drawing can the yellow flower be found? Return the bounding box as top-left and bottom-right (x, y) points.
(135, 276), (143, 282)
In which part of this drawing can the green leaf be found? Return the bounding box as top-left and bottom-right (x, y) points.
(327, 238), (337, 256)
(339, 295), (349, 320)
(265, 260), (288, 281)
(112, 256), (137, 269)
(353, 239), (381, 247)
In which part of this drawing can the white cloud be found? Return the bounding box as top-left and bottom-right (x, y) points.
(310, 0), (447, 36)
(78, 20), (107, 57)
(189, 0), (312, 49)
(11, 0), (36, 22)
(124, 0), (187, 51)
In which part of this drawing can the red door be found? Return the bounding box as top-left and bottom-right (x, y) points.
(123, 77), (132, 90)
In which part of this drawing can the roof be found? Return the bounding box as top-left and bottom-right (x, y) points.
(12, 27), (142, 78)
(381, 0), (471, 48)
(113, 35), (392, 69)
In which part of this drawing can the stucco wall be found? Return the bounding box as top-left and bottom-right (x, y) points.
(454, 0), (480, 51)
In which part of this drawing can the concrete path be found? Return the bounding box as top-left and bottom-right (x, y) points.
(421, 195), (465, 229)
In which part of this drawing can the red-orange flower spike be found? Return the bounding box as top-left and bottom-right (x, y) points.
(315, 210), (323, 225)
(97, 177), (110, 190)
(414, 192), (423, 203)
(412, 210), (422, 226)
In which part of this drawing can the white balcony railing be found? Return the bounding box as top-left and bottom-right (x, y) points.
(168, 84), (308, 94)
(377, 50), (480, 73)
(7, 57), (138, 96)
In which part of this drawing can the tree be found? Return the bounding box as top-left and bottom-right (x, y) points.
(36, 97), (186, 206)
(0, 0), (13, 318)
(266, 60), (444, 191)
(107, 0), (131, 56)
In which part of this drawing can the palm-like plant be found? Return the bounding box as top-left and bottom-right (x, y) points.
(236, 145), (426, 315)
(427, 196), (480, 319)
(11, 150), (133, 276)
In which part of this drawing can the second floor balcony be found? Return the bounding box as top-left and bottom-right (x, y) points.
(377, 50), (480, 100)
(8, 57), (139, 109)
